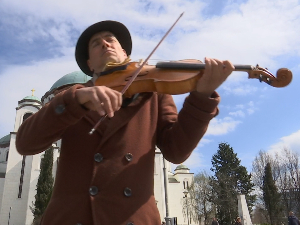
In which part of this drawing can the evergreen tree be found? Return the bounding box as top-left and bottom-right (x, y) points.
(30, 147), (54, 223)
(262, 162), (282, 225)
(210, 142), (255, 225)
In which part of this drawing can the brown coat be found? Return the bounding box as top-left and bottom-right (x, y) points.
(16, 82), (219, 225)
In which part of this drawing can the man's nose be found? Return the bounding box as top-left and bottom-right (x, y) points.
(101, 39), (111, 48)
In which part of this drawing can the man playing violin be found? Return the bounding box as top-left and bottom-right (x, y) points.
(16, 20), (234, 225)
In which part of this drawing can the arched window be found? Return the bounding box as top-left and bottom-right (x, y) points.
(183, 179), (189, 189)
(17, 113), (33, 198)
(23, 113), (33, 122)
(18, 156), (26, 198)
(6, 151), (9, 161)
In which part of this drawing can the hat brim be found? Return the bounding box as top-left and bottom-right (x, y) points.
(75, 20), (132, 76)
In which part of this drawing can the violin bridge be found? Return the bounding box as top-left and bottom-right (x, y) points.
(138, 59), (144, 66)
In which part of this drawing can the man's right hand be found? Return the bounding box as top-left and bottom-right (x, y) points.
(75, 86), (122, 118)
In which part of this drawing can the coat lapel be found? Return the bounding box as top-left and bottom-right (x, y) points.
(83, 90), (153, 145)
(99, 93), (153, 145)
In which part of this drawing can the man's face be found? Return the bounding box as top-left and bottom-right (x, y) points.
(87, 31), (127, 73)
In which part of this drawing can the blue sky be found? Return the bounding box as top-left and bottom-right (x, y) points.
(1, 0), (300, 175)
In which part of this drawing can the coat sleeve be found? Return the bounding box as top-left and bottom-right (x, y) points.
(16, 84), (88, 155)
(156, 91), (219, 164)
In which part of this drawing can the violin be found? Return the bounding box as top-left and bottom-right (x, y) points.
(95, 59), (292, 98)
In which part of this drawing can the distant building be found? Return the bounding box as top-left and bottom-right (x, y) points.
(0, 71), (197, 225)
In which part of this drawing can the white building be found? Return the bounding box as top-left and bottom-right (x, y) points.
(0, 71), (196, 225)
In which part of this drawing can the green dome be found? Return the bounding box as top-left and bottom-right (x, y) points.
(23, 95), (41, 101)
(0, 134), (10, 146)
(175, 164), (189, 171)
(50, 71), (91, 91)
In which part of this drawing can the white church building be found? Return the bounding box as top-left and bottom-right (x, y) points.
(0, 71), (196, 225)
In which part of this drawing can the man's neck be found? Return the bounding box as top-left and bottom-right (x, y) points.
(91, 56), (131, 84)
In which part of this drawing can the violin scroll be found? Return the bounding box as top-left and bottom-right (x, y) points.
(247, 65), (292, 88)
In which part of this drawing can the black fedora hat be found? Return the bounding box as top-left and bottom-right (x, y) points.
(75, 20), (132, 76)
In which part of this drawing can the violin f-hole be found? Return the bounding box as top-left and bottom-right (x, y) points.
(124, 70), (149, 81)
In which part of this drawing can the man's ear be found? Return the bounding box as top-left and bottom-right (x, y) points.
(123, 49), (127, 57)
(87, 59), (93, 71)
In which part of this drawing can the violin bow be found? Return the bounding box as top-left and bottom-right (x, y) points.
(89, 12), (185, 135)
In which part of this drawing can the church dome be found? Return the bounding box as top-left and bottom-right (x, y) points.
(0, 134), (10, 147)
(18, 91), (42, 108)
(49, 71), (91, 91)
(175, 164), (189, 171)
(22, 95), (41, 101)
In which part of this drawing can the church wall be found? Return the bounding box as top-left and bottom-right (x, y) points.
(0, 134), (29, 224)
(0, 146), (9, 162)
(0, 178), (5, 212)
(0, 103), (42, 225)
(168, 172), (195, 225)
(168, 180), (185, 223)
(52, 145), (60, 180)
(25, 152), (44, 224)
(154, 150), (167, 221)
(152, 148), (196, 225)
(0, 161), (7, 174)
(0, 146), (9, 178)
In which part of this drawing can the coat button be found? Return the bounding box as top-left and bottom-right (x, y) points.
(55, 104), (65, 114)
(124, 187), (132, 197)
(89, 186), (98, 196)
(125, 153), (133, 162)
(126, 223), (134, 225)
(94, 153), (103, 162)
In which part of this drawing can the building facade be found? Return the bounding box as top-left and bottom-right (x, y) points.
(0, 71), (196, 225)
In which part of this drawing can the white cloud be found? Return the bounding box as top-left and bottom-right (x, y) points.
(172, 149), (206, 173)
(236, 104), (245, 109)
(247, 101), (257, 115)
(0, 55), (78, 138)
(227, 101), (257, 118)
(268, 130), (300, 155)
(229, 110), (245, 118)
(206, 117), (241, 135)
(222, 83), (259, 96)
(197, 138), (213, 148)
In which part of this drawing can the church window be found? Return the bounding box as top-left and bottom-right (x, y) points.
(6, 151), (9, 161)
(23, 113), (33, 122)
(18, 156), (26, 198)
(183, 179), (189, 189)
(17, 113), (33, 198)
